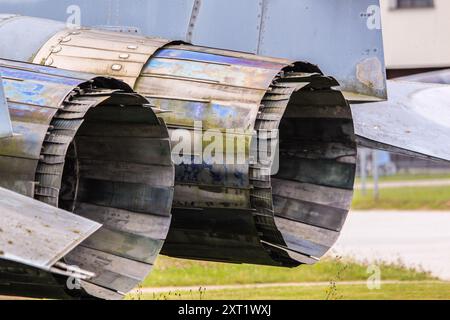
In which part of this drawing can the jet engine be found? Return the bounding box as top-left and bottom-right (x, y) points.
(1, 13), (449, 300)
(0, 15), (356, 267)
(0, 58), (174, 299)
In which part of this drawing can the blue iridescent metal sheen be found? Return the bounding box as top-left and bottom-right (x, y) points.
(0, 57), (174, 300)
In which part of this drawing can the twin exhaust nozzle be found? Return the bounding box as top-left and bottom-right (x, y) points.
(0, 16), (356, 299)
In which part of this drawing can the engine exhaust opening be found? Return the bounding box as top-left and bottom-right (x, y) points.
(37, 80), (174, 299)
(260, 70), (358, 265)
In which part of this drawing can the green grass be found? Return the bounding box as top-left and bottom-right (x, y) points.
(136, 282), (450, 300)
(134, 251), (443, 301)
(352, 186), (450, 210)
(355, 173), (450, 184)
(134, 256), (445, 300)
(142, 256), (434, 288)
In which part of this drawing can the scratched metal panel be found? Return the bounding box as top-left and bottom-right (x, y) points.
(0, 187), (101, 271)
(352, 80), (450, 162)
(0, 0), (386, 100)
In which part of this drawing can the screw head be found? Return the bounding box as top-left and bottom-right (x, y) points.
(51, 46), (62, 53)
(111, 64), (123, 71)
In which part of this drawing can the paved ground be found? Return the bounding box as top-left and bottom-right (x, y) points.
(330, 211), (450, 280)
(355, 179), (450, 189)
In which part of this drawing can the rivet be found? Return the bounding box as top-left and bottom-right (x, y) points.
(119, 53), (130, 59)
(51, 46), (62, 53)
(61, 36), (72, 43)
(71, 31), (81, 35)
(127, 45), (138, 50)
(44, 57), (54, 66)
(111, 64), (123, 71)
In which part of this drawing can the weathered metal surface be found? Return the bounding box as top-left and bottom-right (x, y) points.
(0, 186), (100, 272)
(138, 47), (356, 266)
(0, 20), (357, 267)
(0, 1), (387, 100)
(0, 59), (174, 300)
(0, 7), (448, 299)
(0, 59), (94, 199)
(352, 80), (450, 162)
(0, 259), (74, 299)
(32, 28), (171, 87)
(42, 88), (173, 298)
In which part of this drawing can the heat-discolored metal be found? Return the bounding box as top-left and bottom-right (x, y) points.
(32, 28), (171, 88)
(24, 23), (357, 268)
(0, 58), (174, 300)
(138, 46), (356, 266)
